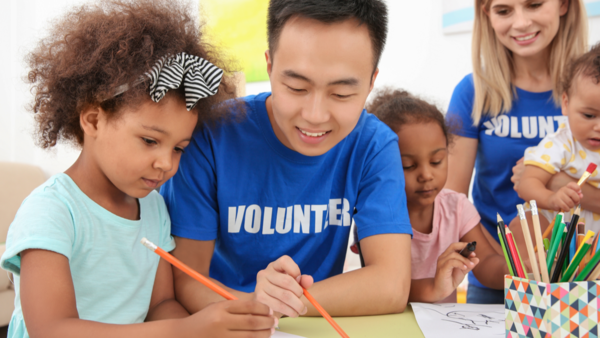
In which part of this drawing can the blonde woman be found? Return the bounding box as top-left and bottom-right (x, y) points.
(445, 0), (587, 304)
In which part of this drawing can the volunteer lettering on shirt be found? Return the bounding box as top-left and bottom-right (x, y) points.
(227, 198), (351, 235)
(483, 115), (567, 138)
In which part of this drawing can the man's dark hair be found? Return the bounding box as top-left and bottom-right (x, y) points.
(267, 0), (388, 70)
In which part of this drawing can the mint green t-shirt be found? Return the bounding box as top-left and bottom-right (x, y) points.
(0, 174), (175, 338)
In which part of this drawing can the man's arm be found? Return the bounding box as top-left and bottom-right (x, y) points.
(173, 234), (411, 317)
(254, 233), (411, 317)
(302, 233), (410, 316)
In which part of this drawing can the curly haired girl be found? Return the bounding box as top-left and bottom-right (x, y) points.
(0, 1), (276, 337)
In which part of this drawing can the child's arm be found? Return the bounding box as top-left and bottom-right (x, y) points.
(145, 258), (190, 321)
(517, 165), (582, 211)
(20, 249), (275, 338)
(408, 242), (478, 303)
(547, 172), (600, 213)
(462, 224), (510, 289)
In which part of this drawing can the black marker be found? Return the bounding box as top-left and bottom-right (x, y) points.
(459, 241), (477, 257)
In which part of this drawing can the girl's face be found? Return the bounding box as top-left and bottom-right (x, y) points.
(398, 122), (448, 209)
(93, 96), (197, 198)
(487, 0), (568, 59)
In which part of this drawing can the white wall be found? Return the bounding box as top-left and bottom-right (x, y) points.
(3, 0), (600, 176)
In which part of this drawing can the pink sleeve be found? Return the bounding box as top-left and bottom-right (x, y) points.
(457, 194), (481, 239)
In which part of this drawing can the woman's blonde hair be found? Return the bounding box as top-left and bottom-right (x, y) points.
(471, 0), (587, 125)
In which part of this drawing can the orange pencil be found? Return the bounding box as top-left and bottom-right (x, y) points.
(303, 289), (349, 338)
(141, 238), (237, 300)
(141, 238), (350, 338)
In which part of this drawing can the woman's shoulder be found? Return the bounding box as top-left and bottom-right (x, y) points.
(447, 74), (476, 129)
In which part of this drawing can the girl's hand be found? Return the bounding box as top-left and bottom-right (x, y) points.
(433, 243), (479, 301)
(253, 255), (314, 318)
(547, 182), (583, 211)
(182, 300), (276, 338)
(511, 158), (525, 191)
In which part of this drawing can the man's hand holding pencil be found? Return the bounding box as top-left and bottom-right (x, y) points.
(254, 255), (314, 318)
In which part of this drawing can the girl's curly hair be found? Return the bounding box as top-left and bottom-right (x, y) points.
(27, 0), (239, 148)
(367, 88), (453, 145)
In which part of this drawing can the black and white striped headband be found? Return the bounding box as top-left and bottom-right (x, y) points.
(111, 52), (224, 110)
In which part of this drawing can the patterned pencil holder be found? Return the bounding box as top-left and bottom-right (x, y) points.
(504, 275), (599, 337)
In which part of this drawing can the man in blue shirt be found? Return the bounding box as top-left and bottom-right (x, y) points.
(161, 0), (413, 318)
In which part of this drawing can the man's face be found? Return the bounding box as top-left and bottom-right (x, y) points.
(266, 16), (378, 156)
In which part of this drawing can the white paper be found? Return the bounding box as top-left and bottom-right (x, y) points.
(272, 331), (306, 338)
(411, 302), (504, 338)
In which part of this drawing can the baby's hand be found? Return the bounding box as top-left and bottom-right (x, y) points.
(432, 243), (479, 301)
(547, 182), (582, 211)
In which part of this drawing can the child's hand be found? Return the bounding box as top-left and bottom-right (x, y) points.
(432, 243), (479, 301)
(547, 182), (583, 211)
(183, 300), (276, 338)
(254, 255), (314, 318)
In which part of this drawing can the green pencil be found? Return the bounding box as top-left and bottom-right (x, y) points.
(547, 221), (566, 276)
(575, 246), (600, 281)
(549, 213), (563, 252)
(560, 237), (592, 282)
(498, 227), (515, 276)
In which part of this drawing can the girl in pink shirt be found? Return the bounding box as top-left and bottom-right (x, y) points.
(368, 89), (509, 303)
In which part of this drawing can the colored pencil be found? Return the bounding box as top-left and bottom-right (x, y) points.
(517, 204), (541, 281)
(549, 213), (563, 250)
(498, 227), (515, 276)
(497, 214), (517, 276)
(576, 245), (600, 281)
(546, 220), (566, 276)
(568, 267), (579, 282)
(536, 214), (558, 253)
(551, 205), (581, 283)
(574, 230), (594, 259)
(140, 238), (350, 338)
(505, 225), (526, 278)
(303, 290), (349, 338)
(586, 261), (600, 281)
(560, 233), (593, 282)
(141, 238), (238, 300)
(530, 201), (550, 283)
(582, 233), (599, 270)
(543, 238), (550, 251)
(510, 226), (529, 276)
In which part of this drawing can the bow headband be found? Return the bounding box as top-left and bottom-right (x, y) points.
(111, 52), (224, 110)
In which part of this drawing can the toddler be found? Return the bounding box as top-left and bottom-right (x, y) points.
(518, 43), (600, 231)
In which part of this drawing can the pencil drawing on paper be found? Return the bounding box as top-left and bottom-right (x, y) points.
(411, 302), (505, 337)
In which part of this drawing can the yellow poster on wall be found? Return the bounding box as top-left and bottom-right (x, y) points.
(202, 0), (269, 83)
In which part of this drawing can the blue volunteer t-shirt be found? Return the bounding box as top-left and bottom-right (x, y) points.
(161, 92), (412, 292)
(447, 74), (564, 288)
